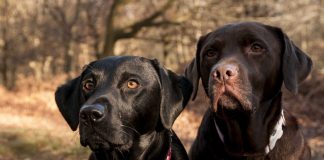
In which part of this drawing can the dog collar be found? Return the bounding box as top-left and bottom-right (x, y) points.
(166, 130), (173, 160)
(166, 145), (172, 160)
(213, 109), (286, 155)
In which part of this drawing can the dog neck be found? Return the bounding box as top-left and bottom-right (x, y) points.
(94, 129), (172, 160)
(137, 129), (174, 160)
(213, 92), (285, 156)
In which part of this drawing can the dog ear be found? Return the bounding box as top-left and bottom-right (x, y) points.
(55, 76), (84, 131)
(151, 59), (193, 129)
(276, 29), (313, 94)
(184, 35), (207, 100)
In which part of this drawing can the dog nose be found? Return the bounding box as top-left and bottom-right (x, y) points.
(80, 104), (105, 123)
(212, 64), (238, 82)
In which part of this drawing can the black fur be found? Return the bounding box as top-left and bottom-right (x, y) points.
(55, 56), (192, 160)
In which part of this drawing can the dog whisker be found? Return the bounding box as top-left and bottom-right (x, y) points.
(120, 130), (132, 139)
(116, 148), (126, 160)
(120, 124), (140, 136)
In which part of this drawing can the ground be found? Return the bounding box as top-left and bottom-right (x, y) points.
(0, 75), (323, 160)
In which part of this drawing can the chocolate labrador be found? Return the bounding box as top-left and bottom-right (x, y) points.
(185, 22), (312, 159)
(55, 56), (192, 160)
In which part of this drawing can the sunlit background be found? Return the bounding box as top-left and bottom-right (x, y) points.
(0, 0), (323, 159)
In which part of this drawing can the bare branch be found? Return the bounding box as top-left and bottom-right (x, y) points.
(44, 0), (81, 29)
(115, 0), (175, 40)
(69, 0), (81, 28)
(105, 0), (124, 28)
(116, 20), (180, 39)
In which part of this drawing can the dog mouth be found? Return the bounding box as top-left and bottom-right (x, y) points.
(81, 134), (133, 152)
(217, 93), (241, 109)
(209, 83), (252, 115)
(81, 134), (111, 151)
(80, 127), (133, 152)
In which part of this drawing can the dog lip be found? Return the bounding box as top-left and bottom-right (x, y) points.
(82, 132), (132, 151)
(88, 143), (110, 151)
(210, 84), (249, 112)
(83, 138), (112, 151)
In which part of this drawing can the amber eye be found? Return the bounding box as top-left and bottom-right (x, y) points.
(250, 43), (264, 53)
(127, 80), (139, 89)
(83, 80), (95, 91)
(206, 50), (217, 57)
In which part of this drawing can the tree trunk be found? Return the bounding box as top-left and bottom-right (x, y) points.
(101, 33), (116, 59)
(0, 51), (8, 89)
(62, 28), (74, 75)
(63, 41), (73, 74)
(100, 0), (120, 58)
(0, 41), (16, 90)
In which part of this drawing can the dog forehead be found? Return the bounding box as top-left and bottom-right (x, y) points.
(89, 56), (153, 70)
(209, 22), (275, 42)
(84, 56), (158, 81)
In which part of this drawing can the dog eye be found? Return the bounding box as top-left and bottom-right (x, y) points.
(206, 50), (218, 58)
(83, 79), (95, 92)
(127, 80), (139, 89)
(250, 43), (265, 53)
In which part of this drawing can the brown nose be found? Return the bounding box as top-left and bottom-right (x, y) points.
(212, 64), (238, 83)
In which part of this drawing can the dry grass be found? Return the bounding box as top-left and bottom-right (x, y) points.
(0, 76), (90, 160)
(0, 74), (324, 159)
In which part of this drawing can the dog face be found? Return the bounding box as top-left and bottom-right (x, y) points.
(185, 22), (312, 117)
(55, 56), (192, 151)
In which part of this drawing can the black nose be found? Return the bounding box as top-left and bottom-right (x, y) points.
(212, 64), (238, 82)
(80, 104), (105, 123)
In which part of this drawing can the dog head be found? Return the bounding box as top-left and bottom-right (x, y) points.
(55, 56), (192, 151)
(185, 22), (312, 117)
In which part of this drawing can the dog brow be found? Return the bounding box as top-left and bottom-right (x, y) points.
(82, 64), (94, 71)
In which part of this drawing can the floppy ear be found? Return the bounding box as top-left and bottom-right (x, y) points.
(151, 59), (193, 129)
(276, 29), (313, 94)
(184, 35), (207, 100)
(55, 76), (84, 131)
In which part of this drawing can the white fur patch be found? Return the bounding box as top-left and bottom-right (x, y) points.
(265, 110), (286, 154)
(213, 110), (286, 155)
(213, 118), (224, 142)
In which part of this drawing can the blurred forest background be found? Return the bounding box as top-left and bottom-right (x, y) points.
(0, 0), (323, 159)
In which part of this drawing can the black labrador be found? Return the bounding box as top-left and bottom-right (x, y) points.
(55, 56), (192, 160)
(185, 22), (312, 159)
